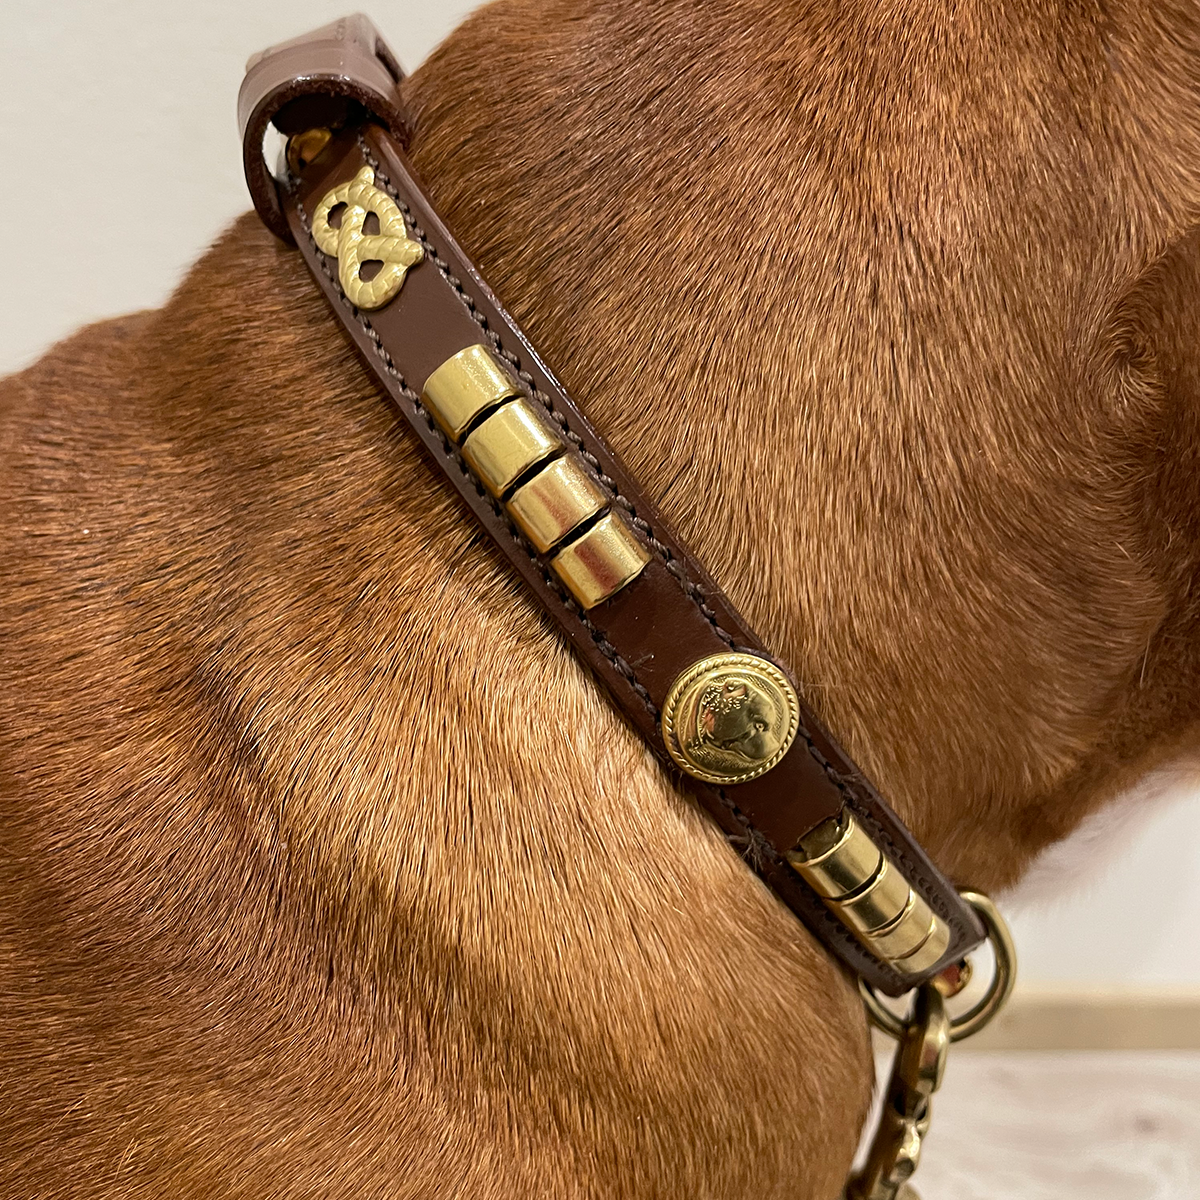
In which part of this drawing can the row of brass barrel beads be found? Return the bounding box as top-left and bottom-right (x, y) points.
(421, 345), (650, 609)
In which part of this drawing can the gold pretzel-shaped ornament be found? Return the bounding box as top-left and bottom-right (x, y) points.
(312, 167), (424, 310)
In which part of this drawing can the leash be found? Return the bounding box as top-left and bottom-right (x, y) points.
(239, 15), (1016, 1195)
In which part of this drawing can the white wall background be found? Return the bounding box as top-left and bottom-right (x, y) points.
(2, 0), (1198, 989)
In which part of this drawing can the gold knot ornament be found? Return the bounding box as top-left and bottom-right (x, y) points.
(312, 166), (424, 310)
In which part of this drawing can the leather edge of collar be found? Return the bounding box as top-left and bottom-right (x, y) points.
(239, 20), (990, 996)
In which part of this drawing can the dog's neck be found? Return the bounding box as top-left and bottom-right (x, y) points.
(157, 2), (1200, 1191)
(400, 0), (1200, 888)
(8, 2), (1200, 1195)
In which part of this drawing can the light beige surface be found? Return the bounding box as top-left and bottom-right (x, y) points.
(967, 989), (1200, 1051)
(0, 0), (478, 376)
(892, 1052), (1200, 1200)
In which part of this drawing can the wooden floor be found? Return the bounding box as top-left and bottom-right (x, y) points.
(904, 1051), (1200, 1199)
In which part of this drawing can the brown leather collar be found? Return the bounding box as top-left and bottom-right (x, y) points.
(238, 14), (987, 996)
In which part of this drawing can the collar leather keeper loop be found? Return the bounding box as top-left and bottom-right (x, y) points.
(239, 16), (987, 996)
(238, 13), (411, 243)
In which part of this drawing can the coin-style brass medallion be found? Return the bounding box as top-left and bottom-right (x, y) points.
(661, 653), (800, 785)
(311, 166), (424, 310)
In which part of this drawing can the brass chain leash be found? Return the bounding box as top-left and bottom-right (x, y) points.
(844, 892), (1017, 1200)
(846, 983), (949, 1200)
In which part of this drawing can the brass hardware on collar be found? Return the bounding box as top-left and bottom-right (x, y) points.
(419, 344), (651, 607)
(551, 511), (652, 608)
(661, 653), (800, 785)
(509, 456), (607, 553)
(286, 126), (333, 176)
(845, 984), (949, 1200)
(422, 344), (524, 438)
(860, 891), (1016, 1044)
(831, 857), (914, 935)
(892, 911), (953, 974)
(788, 811), (954, 973)
(932, 957), (972, 998)
(868, 894), (934, 961)
(791, 810), (884, 897)
(462, 399), (563, 498)
(848, 891), (1014, 1200)
(312, 166), (424, 310)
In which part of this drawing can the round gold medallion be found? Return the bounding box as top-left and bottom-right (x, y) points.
(661, 652), (800, 785)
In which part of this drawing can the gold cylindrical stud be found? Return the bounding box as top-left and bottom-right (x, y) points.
(789, 807), (957, 974)
(831, 857), (913, 935)
(892, 912), (952, 974)
(787, 811), (885, 900)
(865, 893), (935, 960)
(286, 126), (333, 176)
(422, 344), (524, 439)
(462, 399), (562, 498)
(551, 512), (651, 608)
(508, 456), (608, 553)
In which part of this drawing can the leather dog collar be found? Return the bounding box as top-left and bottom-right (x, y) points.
(238, 14), (990, 997)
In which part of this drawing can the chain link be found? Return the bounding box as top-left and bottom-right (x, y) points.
(844, 985), (949, 1200)
(843, 890), (1016, 1200)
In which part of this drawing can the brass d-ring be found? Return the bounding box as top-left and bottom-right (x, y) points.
(859, 891), (1016, 1044)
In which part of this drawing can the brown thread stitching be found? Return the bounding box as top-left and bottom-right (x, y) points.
(357, 137), (739, 642)
(292, 155), (954, 983)
(314, 144), (888, 850)
(293, 188), (657, 718)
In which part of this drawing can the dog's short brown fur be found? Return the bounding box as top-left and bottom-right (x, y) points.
(3, 1), (1200, 1196)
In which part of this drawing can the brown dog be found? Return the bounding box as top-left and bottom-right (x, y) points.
(3, 2), (1200, 1196)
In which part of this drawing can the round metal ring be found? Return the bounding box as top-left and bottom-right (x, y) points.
(859, 890), (1017, 1044)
